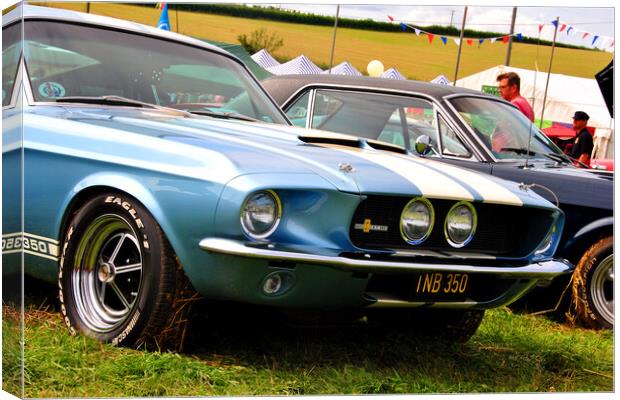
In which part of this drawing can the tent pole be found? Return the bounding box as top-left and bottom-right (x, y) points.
(453, 6), (468, 86)
(539, 17), (559, 128)
(505, 7), (517, 66)
(328, 5), (340, 74)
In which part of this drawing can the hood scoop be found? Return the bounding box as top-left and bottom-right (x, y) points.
(299, 132), (407, 155)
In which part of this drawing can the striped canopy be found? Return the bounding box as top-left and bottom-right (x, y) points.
(266, 55), (323, 75)
(381, 67), (406, 80)
(322, 61), (362, 76)
(250, 49), (280, 69)
(431, 74), (451, 85)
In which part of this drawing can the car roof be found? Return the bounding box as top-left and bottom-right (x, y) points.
(3, 5), (229, 59)
(262, 74), (495, 105)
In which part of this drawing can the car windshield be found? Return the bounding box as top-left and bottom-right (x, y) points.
(20, 20), (287, 124)
(450, 96), (564, 160)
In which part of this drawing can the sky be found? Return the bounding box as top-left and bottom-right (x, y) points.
(257, 2), (615, 51)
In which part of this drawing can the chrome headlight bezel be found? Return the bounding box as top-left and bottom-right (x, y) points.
(240, 190), (282, 240)
(444, 201), (477, 248)
(400, 197), (435, 245)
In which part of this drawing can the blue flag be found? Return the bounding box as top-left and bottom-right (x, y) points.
(157, 4), (170, 31)
(400, 23), (407, 31)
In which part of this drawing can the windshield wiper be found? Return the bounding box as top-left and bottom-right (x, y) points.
(55, 95), (160, 109)
(188, 109), (260, 122)
(543, 152), (572, 164)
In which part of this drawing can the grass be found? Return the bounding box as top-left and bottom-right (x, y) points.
(34, 2), (612, 81)
(2, 277), (614, 397)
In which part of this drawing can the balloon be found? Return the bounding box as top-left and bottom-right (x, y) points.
(367, 60), (384, 77)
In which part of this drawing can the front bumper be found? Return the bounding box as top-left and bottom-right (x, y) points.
(200, 238), (572, 278)
(198, 238), (573, 309)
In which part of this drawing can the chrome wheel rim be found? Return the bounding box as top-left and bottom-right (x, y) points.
(71, 214), (143, 333)
(590, 254), (614, 326)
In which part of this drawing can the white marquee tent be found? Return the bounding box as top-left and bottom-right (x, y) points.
(381, 67), (406, 80)
(322, 61), (362, 76)
(455, 65), (614, 159)
(250, 49), (280, 69)
(266, 55), (323, 75)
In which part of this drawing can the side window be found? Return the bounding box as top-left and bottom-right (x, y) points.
(285, 91), (310, 127)
(2, 23), (21, 107)
(438, 115), (471, 157)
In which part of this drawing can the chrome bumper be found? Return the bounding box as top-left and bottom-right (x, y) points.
(199, 238), (573, 279)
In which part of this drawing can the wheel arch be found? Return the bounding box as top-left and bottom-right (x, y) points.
(560, 217), (613, 263)
(58, 174), (178, 262)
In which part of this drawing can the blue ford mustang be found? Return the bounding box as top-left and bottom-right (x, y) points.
(2, 6), (571, 347)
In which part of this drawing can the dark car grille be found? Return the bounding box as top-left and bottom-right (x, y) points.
(349, 195), (555, 258)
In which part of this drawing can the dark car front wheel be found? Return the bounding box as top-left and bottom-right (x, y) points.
(572, 236), (613, 329)
(58, 193), (197, 350)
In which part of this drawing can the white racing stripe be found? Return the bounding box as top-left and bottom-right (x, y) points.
(337, 147), (473, 200)
(335, 147), (523, 205)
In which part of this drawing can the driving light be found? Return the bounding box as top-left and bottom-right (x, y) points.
(240, 190), (281, 239)
(400, 197), (434, 245)
(445, 201), (477, 248)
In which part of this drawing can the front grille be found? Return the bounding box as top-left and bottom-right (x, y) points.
(349, 195), (554, 258)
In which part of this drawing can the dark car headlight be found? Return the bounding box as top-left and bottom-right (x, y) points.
(240, 190), (281, 239)
(400, 197), (435, 245)
(444, 201), (477, 248)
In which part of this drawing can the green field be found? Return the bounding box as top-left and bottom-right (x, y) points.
(38, 2), (612, 81)
(2, 294), (613, 397)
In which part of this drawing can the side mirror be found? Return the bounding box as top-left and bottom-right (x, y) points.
(415, 135), (433, 155)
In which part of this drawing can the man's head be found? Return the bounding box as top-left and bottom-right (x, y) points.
(572, 111), (590, 131)
(496, 72), (521, 101)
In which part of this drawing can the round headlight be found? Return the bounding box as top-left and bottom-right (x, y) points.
(240, 190), (281, 239)
(400, 197), (434, 245)
(444, 201), (477, 248)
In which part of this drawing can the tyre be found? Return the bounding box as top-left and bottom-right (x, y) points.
(58, 193), (198, 350)
(368, 308), (485, 343)
(572, 236), (613, 329)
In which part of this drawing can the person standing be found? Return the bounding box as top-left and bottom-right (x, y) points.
(496, 72), (535, 122)
(570, 111), (594, 167)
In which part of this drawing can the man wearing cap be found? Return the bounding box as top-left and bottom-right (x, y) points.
(570, 111), (594, 167)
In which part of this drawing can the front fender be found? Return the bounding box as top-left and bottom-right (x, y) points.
(59, 171), (226, 273)
(560, 216), (613, 260)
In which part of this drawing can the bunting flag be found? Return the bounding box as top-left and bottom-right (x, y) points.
(388, 14), (613, 51)
(157, 3), (170, 31)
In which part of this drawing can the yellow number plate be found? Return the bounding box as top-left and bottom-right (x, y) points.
(413, 272), (469, 300)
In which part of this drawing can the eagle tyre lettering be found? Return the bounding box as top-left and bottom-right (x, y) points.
(572, 236), (613, 329)
(58, 192), (197, 350)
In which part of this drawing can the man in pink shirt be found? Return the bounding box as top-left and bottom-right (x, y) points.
(496, 72), (535, 122)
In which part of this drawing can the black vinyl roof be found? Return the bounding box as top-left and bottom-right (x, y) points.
(262, 74), (495, 106)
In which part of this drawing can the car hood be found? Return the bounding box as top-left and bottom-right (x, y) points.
(490, 160), (613, 210)
(33, 106), (550, 207)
